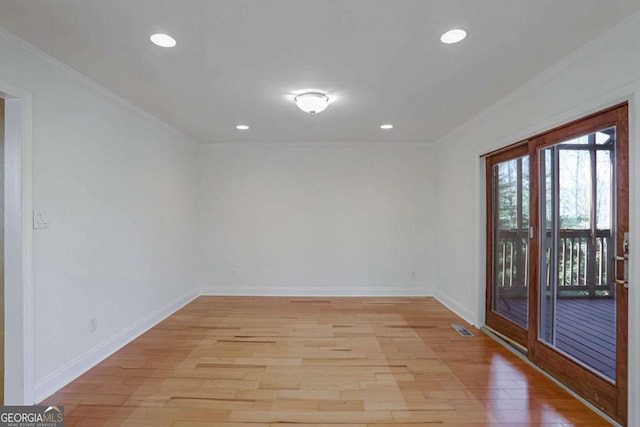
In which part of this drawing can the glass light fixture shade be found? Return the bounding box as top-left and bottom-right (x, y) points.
(294, 92), (330, 115)
(440, 29), (467, 44)
(150, 33), (177, 48)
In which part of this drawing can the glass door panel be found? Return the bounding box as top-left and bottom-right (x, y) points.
(538, 127), (616, 380)
(492, 156), (530, 328)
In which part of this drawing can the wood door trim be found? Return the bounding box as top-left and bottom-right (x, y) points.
(615, 104), (629, 422)
(533, 107), (619, 150)
(527, 138), (541, 359)
(485, 143), (529, 347)
(534, 342), (617, 415)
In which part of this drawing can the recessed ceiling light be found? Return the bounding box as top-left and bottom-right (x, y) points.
(440, 29), (467, 44)
(236, 125), (250, 130)
(150, 33), (177, 48)
(380, 124), (394, 130)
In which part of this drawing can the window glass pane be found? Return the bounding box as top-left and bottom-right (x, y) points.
(558, 150), (591, 229)
(596, 127), (615, 145)
(558, 127), (614, 145)
(596, 150), (612, 229)
(492, 156), (529, 329)
(539, 127), (617, 381)
(560, 135), (590, 145)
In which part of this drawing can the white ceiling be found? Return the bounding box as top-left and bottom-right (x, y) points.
(0, 1), (638, 143)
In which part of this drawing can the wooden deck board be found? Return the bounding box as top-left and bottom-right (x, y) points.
(496, 297), (615, 379)
(41, 297), (611, 426)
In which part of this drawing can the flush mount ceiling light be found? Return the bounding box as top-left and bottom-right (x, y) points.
(380, 124), (394, 130)
(236, 124), (249, 130)
(294, 92), (330, 115)
(440, 29), (467, 44)
(150, 33), (177, 48)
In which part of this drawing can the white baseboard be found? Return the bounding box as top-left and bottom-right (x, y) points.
(434, 291), (477, 326)
(33, 290), (199, 403)
(200, 285), (433, 297)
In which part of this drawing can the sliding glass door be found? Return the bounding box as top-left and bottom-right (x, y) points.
(485, 104), (628, 424)
(486, 144), (530, 347)
(538, 129), (616, 379)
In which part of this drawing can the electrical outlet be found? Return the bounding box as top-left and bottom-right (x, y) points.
(89, 317), (97, 333)
(411, 271), (417, 280)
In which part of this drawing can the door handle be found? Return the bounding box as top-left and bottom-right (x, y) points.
(613, 255), (629, 288)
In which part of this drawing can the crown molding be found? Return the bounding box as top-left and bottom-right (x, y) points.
(0, 26), (200, 147)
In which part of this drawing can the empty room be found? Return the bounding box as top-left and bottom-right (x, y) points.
(0, 1), (639, 426)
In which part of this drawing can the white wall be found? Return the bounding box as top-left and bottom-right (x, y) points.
(0, 24), (437, 403)
(0, 30), (200, 402)
(198, 143), (435, 296)
(433, 12), (640, 425)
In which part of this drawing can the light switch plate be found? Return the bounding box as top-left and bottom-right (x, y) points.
(33, 210), (49, 229)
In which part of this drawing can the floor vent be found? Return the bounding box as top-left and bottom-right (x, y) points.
(451, 323), (474, 337)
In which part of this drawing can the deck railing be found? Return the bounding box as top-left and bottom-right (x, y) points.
(496, 228), (612, 297)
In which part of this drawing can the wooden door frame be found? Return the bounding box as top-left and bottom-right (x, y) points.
(486, 103), (628, 424)
(0, 81), (35, 405)
(485, 143), (530, 347)
(528, 103), (628, 423)
(614, 104), (629, 423)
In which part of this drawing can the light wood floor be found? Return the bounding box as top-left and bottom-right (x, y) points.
(42, 297), (611, 426)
